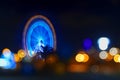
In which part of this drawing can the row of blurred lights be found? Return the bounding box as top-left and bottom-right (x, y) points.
(76, 37), (120, 63)
(0, 48), (26, 69)
(99, 47), (120, 63)
(0, 36), (120, 73)
(74, 47), (120, 63)
(97, 37), (120, 63)
(68, 37), (120, 73)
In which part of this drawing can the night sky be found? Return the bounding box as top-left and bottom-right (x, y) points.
(0, 0), (120, 59)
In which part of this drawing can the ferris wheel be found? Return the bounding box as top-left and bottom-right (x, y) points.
(23, 15), (56, 57)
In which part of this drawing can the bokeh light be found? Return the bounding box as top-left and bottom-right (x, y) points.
(14, 54), (22, 63)
(0, 58), (10, 68)
(109, 47), (119, 56)
(99, 51), (108, 60)
(2, 48), (12, 59)
(83, 38), (92, 50)
(83, 53), (89, 62)
(2, 48), (11, 54)
(0, 58), (16, 69)
(114, 54), (120, 63)
(75, 54), (84, 62)
(17, 49), (26, 58)
(105, 52), (113, 61)
(97, 37), (110, 50)
(75, 51), (89, 63)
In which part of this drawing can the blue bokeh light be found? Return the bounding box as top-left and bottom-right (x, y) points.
(0, 54), (16, 70)
(83, 38), (92, 50)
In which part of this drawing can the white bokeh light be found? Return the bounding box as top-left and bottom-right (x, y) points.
(99, 51), (108, 59)
(98, 37), (110, 50)
(109, 47), (119, 56)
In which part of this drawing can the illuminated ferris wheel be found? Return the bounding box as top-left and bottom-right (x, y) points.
(23, 15), (56, 57)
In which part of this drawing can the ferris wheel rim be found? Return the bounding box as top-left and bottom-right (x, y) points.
(23, 15), (57, 57)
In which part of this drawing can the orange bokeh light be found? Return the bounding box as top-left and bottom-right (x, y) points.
(14, 54), (22, 62)
(2, 48), (11, 54)
(17, 49), (26, 58)
(83, 53), (89, 62)
(75, 51), (89, 63)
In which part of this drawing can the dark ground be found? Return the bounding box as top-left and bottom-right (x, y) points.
(0, 73), (120, 80)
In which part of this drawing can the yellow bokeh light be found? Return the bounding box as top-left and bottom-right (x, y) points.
(17, 49), (26, 58)
(114, 54), (120, 63)
(14, 54), (22, 62)
(83, 53), (89, 62)
(75, 54), (84, 62)
(2, 48), (11, 54)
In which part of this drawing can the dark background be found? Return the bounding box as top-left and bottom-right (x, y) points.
(0, 0), (120, 59)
